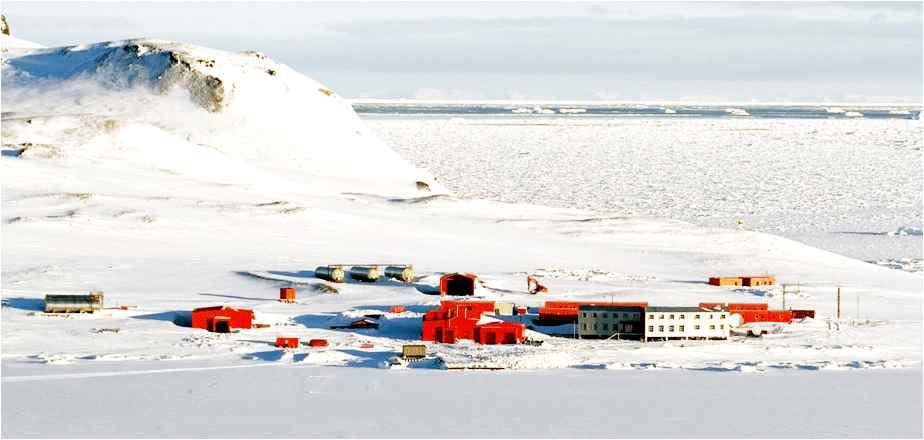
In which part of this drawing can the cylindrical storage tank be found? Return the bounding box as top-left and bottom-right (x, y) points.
(315, 265), (345, 283)
(384, 265), (415, 283)
(349, 266), (380, 282)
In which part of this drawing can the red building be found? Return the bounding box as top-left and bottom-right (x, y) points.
(474, 322), (525, 344)
(791, 309), (816, 319)
(698, 303), (789, 324)
(307, 339), (329, 347)
(439, 272), (479, 296)
(422, 300), (526, 344)
(191, 306), (254, 332)
(734, 310), (793, 324)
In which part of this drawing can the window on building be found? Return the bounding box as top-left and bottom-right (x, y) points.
(659, 314), (665, 319)
(592, 313), (597, 318)
(695, 314), (700, 319)
(669, 325), (674, 332)
(582, 323), (587, 330)
(603, 324), (609, 331)
(721, 314), (726, 319)
(648, 325), (654, 332)
(658, 325), (664, 332)
(679, 314), (685, 319)
(695, 325), (700, 330)
(679, 325), (685, 332)
(720, 324), (724, 329)
(582, 312), (587, 318)
(710, 325), (716, 330)
(669, 314), (675, 319)
(649, 314), (654, 319)
(709, 314), (714, 319)
(593, 323), (598, 330)
(602, 313), (608, 318)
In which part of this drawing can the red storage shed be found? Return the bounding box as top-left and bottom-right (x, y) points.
(439, 273), (479, 296)
(279, 287), (297, 303)
(474, 322), (525, 345)
(307, 339), (329, 347)
(276, 337), (299, 348)
(191, 306), (254, 332)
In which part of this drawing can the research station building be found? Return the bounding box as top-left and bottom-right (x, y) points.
(578, 306), (730, 341)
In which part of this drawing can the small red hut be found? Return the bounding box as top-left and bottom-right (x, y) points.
(279, 287), (297, 303)
(439, 272), (479, 296)
(191, 306), (254, 332)
(276, 337), (299, 348)
(474, 322), (525, 345)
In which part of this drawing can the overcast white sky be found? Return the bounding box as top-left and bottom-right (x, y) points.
(3, 1), (922, 102)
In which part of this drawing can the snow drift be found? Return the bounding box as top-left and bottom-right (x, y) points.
(1, 38), (442, 196)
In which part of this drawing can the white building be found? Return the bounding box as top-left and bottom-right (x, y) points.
(577, 305), (730, 341)
(643, 306), (729, 341)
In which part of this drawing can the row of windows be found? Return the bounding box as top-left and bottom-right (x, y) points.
(581, 312), (640, 319)
(582, 323), (633, 331)
(648, 324), (724, 332)
(648, 314), (725, 320)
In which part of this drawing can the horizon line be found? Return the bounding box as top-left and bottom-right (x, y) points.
(347, 98), (923, 108)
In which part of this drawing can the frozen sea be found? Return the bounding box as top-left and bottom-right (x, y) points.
(358, 104), (922, 271)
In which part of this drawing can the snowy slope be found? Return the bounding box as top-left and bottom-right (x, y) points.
(1, 38), (443, 196)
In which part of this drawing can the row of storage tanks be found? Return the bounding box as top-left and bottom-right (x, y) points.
(315, 265), (415, 283)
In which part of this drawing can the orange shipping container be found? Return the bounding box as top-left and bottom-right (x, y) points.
(279, 287), (297, 303)
(276, 337), (299, 348)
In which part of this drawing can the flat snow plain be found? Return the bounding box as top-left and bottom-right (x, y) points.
(370, 116), (923, 265)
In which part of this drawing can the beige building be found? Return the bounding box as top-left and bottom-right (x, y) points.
(493, 302), (515, 316)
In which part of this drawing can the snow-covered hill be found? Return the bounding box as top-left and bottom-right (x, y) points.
(1, 38), (443, 195)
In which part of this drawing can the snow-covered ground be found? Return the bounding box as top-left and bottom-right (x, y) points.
(2, 34), (922, 437)
(368, 116), (922, 266)
(3, 363), (920, 438)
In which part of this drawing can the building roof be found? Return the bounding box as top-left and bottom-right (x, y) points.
(578, 305), (645, 312)
(645, 306), (711, 312)
(192, 305), (254, 314)
(440, 272), (479, 280)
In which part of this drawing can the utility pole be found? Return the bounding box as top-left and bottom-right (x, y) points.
(836, 286), (841, 320)
(782, 284), (787, 310)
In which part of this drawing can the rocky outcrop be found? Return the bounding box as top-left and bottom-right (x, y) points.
(1, 15), (10, 36)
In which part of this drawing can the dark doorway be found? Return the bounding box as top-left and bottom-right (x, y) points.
(446, 278), (474, 295)
(213, 318), (231, 333)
